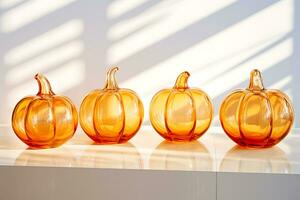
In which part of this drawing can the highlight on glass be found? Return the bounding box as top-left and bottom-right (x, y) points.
(150, 71), (213, 142)
(220, 69), (294, 148)
(79, 67), (144, 144)
(11, 73), (78, 149)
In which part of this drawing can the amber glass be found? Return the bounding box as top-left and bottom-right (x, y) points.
(150, 71), (213, 141)
(79, 67), (144, 144)
(220, 69), (294, 148)
(11, 74), (78, 148)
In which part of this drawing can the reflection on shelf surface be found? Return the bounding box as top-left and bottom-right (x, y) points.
(0, 125), (300, 174)
(150, 140), (213, 171)
(220, 146), (291, 173)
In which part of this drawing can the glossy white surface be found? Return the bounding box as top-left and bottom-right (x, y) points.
(0, 125), (300, 174)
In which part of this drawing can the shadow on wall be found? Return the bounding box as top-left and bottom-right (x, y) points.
(0, 0), (298, 128)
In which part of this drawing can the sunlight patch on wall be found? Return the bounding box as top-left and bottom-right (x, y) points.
(107, 0), (237, 64)
(119, 0), (293, 92)
(1, 0), (77, 32)
(0, 0), (26, 9)
(269, 75), (292, 90)
(107, 0), (177, 40)
(5, 41), (84, 85)
(107, 0), (150, 19)
(4, 19), (83, 65)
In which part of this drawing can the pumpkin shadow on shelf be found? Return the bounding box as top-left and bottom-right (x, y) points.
(15, 147), (77, 167)
(149, 140), (213, 171)
(220, 145), (291, 173)
(76, 142), (143, 169)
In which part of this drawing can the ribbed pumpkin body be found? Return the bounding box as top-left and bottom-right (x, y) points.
(150, 71), (213, 141)
(220, 70), (294, 148)
(79, 67), (144, 144)
(12, 74), (78, 148)
(80, 89), (143, 143)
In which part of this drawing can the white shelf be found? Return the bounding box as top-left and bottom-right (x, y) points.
(0, 125), (299, 200)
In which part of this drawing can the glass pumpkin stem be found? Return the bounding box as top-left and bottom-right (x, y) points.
(174, 71), (190, 89)
(35, 73), (55, 95)
(248, 69), (264, 91)
(104, 67), (119, 90)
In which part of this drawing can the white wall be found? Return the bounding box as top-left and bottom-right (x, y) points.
(0, 0), (299, 128)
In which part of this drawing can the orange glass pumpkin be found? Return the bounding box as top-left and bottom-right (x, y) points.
(79, 67), (144, 144)
(220, 69), (294, 148)
(12, 74), (78, 148)
(150, 71), (213, 141)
